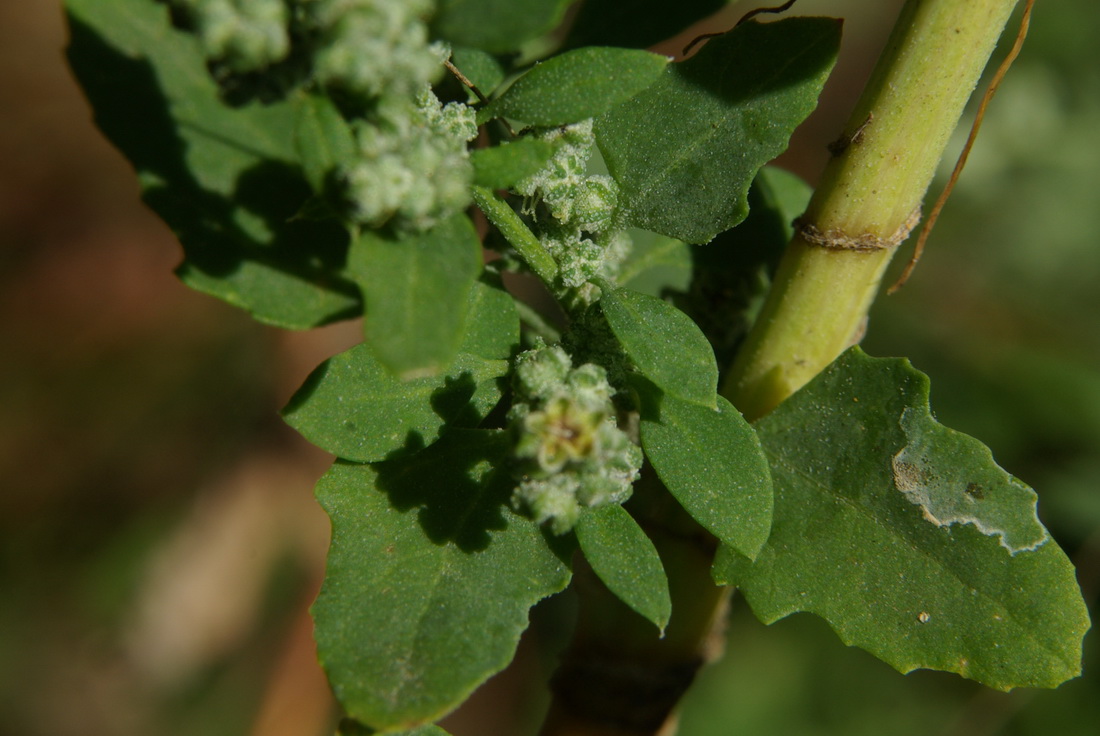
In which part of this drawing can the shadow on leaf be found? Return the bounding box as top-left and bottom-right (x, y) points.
(66, 12), (360, 325)
(372, 430), (513, 553)
(430, 371), (483, 427)
(674, 18), (841, 107)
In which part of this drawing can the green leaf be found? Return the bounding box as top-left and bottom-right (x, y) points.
(616, 229), (692, 297)
(282, 278), (515, 463)
(294, 93), (356, 195)
(461, 276), (520, 360)
(337, 719), (453, 736)
(715, 348), (1090, 690)
(313, 430), (572, 730)
(482, 48), (669, 127)
(472, 138), (560, 189)
(576, 504), (671, 634)
(65, 0), (360, 328)
(601, 287), (717, 408)
(351, 215), (483, 379)
(432, 0), (576, 54)
(449, 47), (505, 97)
(282, 346), (507, 462)
(564, 0), (727, 50)
(635, 378), (773, 560)
(754, 165), (814, 241)
(595, 18), (840, 243)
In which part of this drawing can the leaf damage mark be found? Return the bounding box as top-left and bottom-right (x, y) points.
(891, 408), (1048, 554)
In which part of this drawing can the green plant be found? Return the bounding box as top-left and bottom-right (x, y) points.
(64, 1), (1089, 734)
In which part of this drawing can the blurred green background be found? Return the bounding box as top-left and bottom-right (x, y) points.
(1, 2), (1095, 735)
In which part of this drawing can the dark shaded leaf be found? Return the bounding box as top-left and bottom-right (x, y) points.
(677, 165), (811, 368)
(65, 0), (360, 328)
(564, 0), (727, 50)
(432, 0), (576, 54)
(616, 229), (693, 297)
(294, 93), (356, 194)
(337, 719), (453, 736)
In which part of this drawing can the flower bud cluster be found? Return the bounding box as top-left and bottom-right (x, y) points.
(169, 0), (291, 73)
(308, 0), (447, 102)
(306, 1), (474, 230)
(341, 90), (477, 230)
(509, 342), (642, 534)
(513, 121), (629, 302)
(515, 121), (617, 233)
(168, 0), (478, 232)
(169, 0), (444, 93)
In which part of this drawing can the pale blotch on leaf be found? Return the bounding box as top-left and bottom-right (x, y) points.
(891, 408), (1048, 555)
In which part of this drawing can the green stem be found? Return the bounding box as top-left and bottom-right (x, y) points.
(514, 298), (563, 344)
(471, 185), (559, 285)
(723, 0), (1020, 420)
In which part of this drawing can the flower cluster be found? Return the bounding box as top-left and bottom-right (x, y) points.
(308, 0), (446, 102)
(167, 0), (476, 232)
(169, 0), (291, 73)
(509, 342), (642, 534)
(341, 89), (477, 230)
(514, 121), (630, 303)
(515, 121), (618, 233)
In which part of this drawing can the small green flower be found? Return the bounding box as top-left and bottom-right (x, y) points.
(509, 121), (631, 302)
(515, 121), (613, 231)
(514, 474), (582, 536)
(518, 396), (601, 473)
(508, 344), (641, 534)
(543, 230), (603, 289)
(514, 340), (573, 402)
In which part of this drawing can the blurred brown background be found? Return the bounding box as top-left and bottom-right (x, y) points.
(2, 2), (1097, 735)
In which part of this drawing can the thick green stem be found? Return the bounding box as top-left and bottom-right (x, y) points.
(723, 0), (1020, 420)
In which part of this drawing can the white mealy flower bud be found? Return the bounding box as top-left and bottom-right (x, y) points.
(340, 90), (476, 230)
(513, 341), (572, 402)
(310, 0), (442, 100)
(177, 0), (291, 72)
